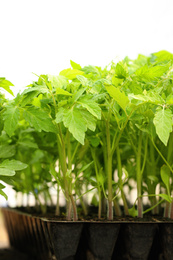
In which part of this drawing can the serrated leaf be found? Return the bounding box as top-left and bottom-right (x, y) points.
(56, 88), (72, 96)
(154, 50), (173, 63)
(0, 159), (28, 171)
(55, 107), (65, 124)
(48, 75), (68, 89)
(0, 145), (16, 158)
(135, 64), (170, 81)
(76, 75), (89, 86)
(153, 108), (172, 145)
(78, 97), (101, 119)
(60, 68), (84, 80)
(166, 95), (173, 105)
(82, 65), (99, 75)
(18, 140), (38, 148)
(3, 105), (20, 137)
(71, 88), (86, 102)
(0, 189), (8, 200)
(128, 93), (160, 104)
(106, 85), (129, 112)
(70, 60), (81, 70)
(20, 91), (40, 107)
(22, 84), (49, 95)
(0, 79), (14, 96)
(80, 110), (96, 131)
(160, 165), (170, 196)
(63, 107), (87, 145)
(0, 168), (15, 176)
(24, 106), (57, 133)
(115, 62), (129, 79)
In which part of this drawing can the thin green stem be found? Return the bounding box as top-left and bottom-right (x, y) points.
(137, 131), (143, 218)
(106, 119), (113, 220)
(91, 148), (102, 219)
(151, 139), (173, 174)
(116, 145), (129, 215)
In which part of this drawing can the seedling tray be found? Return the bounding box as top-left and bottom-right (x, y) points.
(2, 208), (173, 260)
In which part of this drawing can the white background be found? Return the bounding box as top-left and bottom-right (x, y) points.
(0, 0), (173, 97)
(0, 0), (173, 205)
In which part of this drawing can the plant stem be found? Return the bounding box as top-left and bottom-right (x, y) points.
(106, 119), (113, 220)
(70, 195), (78, 221)
(67, 130), (78, 221)
(137, 131), (143, 218)
(164, 201), (170, 218)
(113, 198), (121, 216)
(79, 196), (88, 216)
(116, 145), (129, 215)
(55, 185), (60, 216)
(91, 148), (102, 219)
(57, 128), (71, 220)
(170, 201), (173, 219)
(147, 139), (158, 214)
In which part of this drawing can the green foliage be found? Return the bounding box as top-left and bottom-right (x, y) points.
(1, 50), (173, 220)
(3, 105), (20, 137)
(153, 108), (173, 146)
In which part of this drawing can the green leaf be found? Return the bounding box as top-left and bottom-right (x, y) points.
(128, 93), (160, 104)
(3, 105), (20, 137)
(0, 183), (5, 189)
(153, 108), (172, 145)
(0, 160), (28, 171)
(161, 165), (170, 196)
(70, 60), (81, 70)
(0, 189), (8, 200)
(22, 84), (49, 95)
(147, 175), (159, 183)
(82, 65), (100, 75)
(135, 64), (170, 81)
(106, 85), (129, 112)
(91, 194), (98, 207)
(115, 62), (129, 79)
(18, 140), (38, 149)
(154, 50), (173, 63)
(78, 161), (93, 174)
(71, 88), (86, 103)
(80, 110), (97, 131)
(158, 193), (172, 203)
(56, 88), (72, 96)
(166, 95), (173, 105)
(48, 75), (68, 89)
(76, 75), (89, 86)
(60, 68), (84, 80)
(63, 107), (87, 145)
(87, 136), (100, 147)
(55, 107), (65, 124)
(20, 91), (40, 107)
(24, 106), (57, 133)
(129, 206), (138, 217)
(0, 78), (14, 96)
(0, 168), (15, 176)
(97, 170), (105, 186)
(0, 145), (16, 158)
(78, 97), (101, 119)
